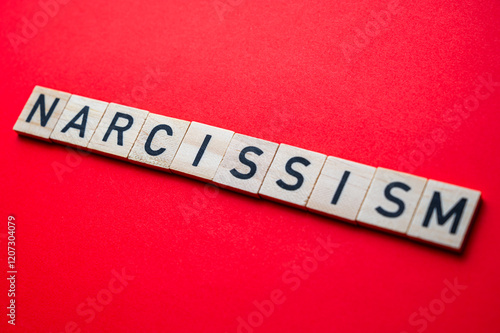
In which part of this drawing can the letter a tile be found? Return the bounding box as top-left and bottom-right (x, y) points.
(50, 95), (108, 148)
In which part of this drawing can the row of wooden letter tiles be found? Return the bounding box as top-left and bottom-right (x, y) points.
(13, 86), (482, 251)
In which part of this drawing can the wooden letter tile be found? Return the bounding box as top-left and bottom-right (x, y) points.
(128, 113), (190, 171)
(169, 122), (234, 181)
(87, 103), (148, 159)
(13, 86), (71, 141)
(50, 95), (108, 148)
(356, 167), (427, 234)
(259, 144), (326, 208)
(306, 157), (376, 223)
(212, 134), (279, 196)
(407, 180), (481, 251)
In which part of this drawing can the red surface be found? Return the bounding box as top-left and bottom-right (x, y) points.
(1, 0), (500, 332)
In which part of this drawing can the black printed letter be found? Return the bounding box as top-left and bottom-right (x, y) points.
(276, 157), (311, 191)
(61, 106), (89, 138)
(26, 94), (60, 127)
(422, 192), (467, 234)
(331, 171), (351, 205)
(145, 124), (173, 156)
(102, 112), (134, 146)
(376, 181), (411, 218)
(192, 135), (212, 167)
(230, 146), (264, 180)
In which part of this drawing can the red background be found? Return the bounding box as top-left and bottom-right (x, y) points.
(1, 0), (500, 332)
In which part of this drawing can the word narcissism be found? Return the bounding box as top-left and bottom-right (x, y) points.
(13, 86), (481, 251)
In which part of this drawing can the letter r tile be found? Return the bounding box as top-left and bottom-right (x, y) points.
(87, 103), (149, 159)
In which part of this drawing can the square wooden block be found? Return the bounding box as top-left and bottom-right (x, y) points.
(356, 167), (427, 234)
(259, 144), (326, 207)
(306, 157), (376, 223)
(128, 113), (190, 170)
(407, 180), (481, 251)
(13, 86), (71, 141)
(50, 95), (109, 148)
(212, 134), (279, 196)
(170, 122), (234, 181)
(87, 103), (149, 159)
